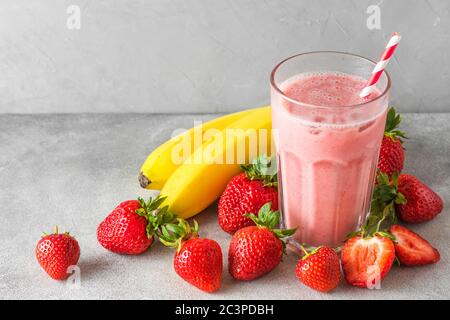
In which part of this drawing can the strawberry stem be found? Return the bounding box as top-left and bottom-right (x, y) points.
(42, 226), (71, 237)
(135, 195), (176, 239)
(384, 107), (407, 142)
(350, 171), (406, 239)
(243, 203), (296, 256)
(243, 203), (296, 239)
(299, 245), (325, 260)
(299, 245), (310, 257)
(157, 218), (199, 252)
(241, 155), (278, 187)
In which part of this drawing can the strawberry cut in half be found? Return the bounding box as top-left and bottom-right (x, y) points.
(341, 235), (395, 288)
(389, 225), (440, 266)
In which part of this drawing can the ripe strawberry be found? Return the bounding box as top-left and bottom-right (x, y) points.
(35, 227), (80, 280)
(396, 174), (443, 223)
(218, 155), (278, 234)
(378, 137), (404, 176)
(97, 196), (174, 255)
(158, 219), (222, 292)
(228, 204), (295, 281)
(175, 238), (222, 293)
(377, 107), (405, 176)
(341, 235), (395, 288)
(296, 246), (341, 292)
(390, 225), (440, 266)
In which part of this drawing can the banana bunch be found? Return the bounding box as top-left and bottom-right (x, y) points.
(139, 106), (272, 219)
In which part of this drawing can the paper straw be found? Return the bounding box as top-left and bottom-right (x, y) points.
(360, 32), (402, 98)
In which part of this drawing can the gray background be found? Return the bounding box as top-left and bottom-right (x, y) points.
(0, 0), (449, 114)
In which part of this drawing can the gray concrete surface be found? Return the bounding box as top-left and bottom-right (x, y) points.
(0, 113), (448, 300)
(1, 0), (450, 114)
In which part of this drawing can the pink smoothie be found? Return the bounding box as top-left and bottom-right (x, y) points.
(272, 72), (388, 247)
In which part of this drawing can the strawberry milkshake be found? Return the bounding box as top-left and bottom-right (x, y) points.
(271, 52), (390, 248)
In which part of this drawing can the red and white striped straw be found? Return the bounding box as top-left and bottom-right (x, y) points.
(360, 32), (402, 98)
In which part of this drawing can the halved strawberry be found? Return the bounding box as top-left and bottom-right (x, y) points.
(341, 235), (395, 288)
(389, 225), (440, 266)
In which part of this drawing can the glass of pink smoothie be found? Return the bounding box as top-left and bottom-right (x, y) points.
(270, 52), (390, 248)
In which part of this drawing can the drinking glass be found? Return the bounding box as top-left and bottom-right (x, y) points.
(270, 52), (390, 248)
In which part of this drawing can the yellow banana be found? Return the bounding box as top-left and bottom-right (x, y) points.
(139, 106), (268, 190)
(160, 107), (272, 219)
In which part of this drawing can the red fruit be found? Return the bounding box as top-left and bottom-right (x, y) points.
(378, 136), (404, 176)
(396, 174), (443, 223)
(117, 199), (142, 211)
(97, 196), (173, 255)
(35, 227), (80, 280)
(158, 218), (223, 292)
(377, 107), (405, 176)
(228, 204), (295, 281)
(219, 156), (278, 234)
(390, 225), (440, 266)
(229, 226), (282, 281)
(174, 238), (223, 292)
(341, 235), (395, 288)
(296, 246), (341, 293)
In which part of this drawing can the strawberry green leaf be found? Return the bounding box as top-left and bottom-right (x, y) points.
(156, 218), (199, 252)
(354, 170), (405, 238)
(346, 230), (363, 239)
(244, 203), (296, 241)
(241, 155), (278, 186)
(384, 107), (407, 142)
(375, 231), (396, 241)
(135, 195), (177, 238)
(272, 228), (296, 239)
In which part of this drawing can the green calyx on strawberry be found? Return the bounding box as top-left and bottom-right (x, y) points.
(157, 218), (223, 293)
(378, 107), (406, 176)
(241, 155), (278, 187)
(42, 225), (70, 237)
(136, 196), (176, 238)
(157, 218), (199, 252)
(244, 203), (296, 245)
(384, 107), (406, 142)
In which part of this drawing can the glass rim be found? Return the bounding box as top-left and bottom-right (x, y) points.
(270, 51), (391, 109)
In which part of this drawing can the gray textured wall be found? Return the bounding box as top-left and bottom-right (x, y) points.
(0, 0), (449, 114)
